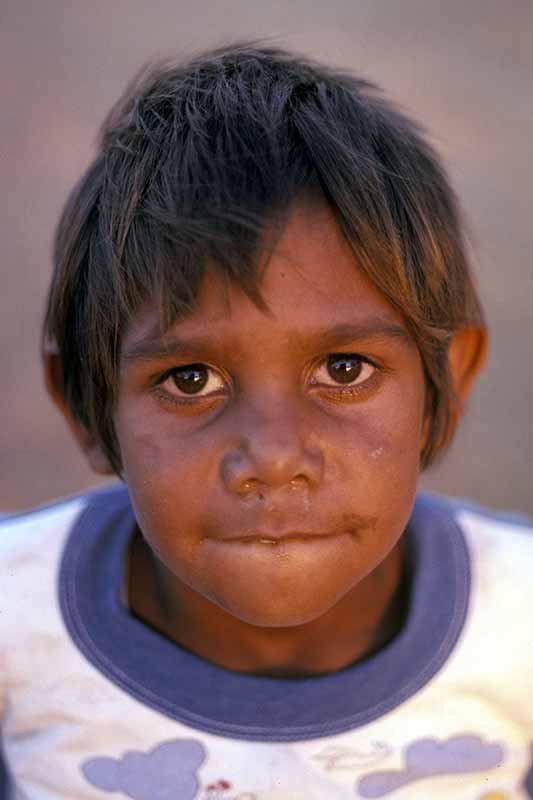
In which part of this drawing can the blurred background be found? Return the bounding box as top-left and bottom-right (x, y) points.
(1, 0), (531, 514)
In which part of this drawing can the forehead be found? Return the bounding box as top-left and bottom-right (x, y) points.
(123, 201), (406, 350)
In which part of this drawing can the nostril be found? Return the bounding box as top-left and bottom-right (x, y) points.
(242, 480), (264, 500)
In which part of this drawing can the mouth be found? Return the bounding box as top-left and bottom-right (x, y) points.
(216, 531), (343, 545)
(203, 513), (375, 547)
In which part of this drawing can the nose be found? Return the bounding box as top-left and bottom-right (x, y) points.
(219, 396), (324, 497)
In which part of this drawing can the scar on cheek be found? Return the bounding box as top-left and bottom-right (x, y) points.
(370, 447), (384, 459)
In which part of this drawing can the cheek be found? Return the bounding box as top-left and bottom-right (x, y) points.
(324, 380), (426, 527)
(334, 382), (425, 471)
(114, 403), (206, 542)
(116, 396), (204, 480)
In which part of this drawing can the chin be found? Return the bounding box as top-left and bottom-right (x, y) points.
(216, 589), (340, 629)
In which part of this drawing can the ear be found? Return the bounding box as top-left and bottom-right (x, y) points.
(42, 345), (115, 475)
(447, 326), (488, 410)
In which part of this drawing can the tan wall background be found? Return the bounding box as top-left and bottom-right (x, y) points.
(1, 0), (532, 514)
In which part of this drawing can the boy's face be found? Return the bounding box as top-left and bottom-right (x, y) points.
(115, 201), (427, 627)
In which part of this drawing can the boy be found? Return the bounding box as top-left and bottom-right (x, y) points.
(1, 41), (532, 799)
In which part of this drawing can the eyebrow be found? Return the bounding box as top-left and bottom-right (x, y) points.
(121, 318), (412, 366)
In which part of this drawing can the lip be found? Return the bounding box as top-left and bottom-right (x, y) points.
(215, 531), (339, 544)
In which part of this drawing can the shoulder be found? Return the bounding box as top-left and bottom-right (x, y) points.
(413, 492), (533, 628)
(435, 493), (533, 571)
(410, 492), (533, 593)
(419, 495), (533, 721)
(0, 482), (128, 569)
(417, 492), (533, 638)
(416, 491), (533, 545)
(0, 483), (129, 658)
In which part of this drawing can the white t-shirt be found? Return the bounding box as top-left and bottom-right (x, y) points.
(1, 484), (532, 799)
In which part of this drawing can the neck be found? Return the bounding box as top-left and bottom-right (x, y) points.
(127, 530), (410, 677)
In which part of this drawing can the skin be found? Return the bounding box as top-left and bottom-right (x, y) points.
(45, 199), (486, 677)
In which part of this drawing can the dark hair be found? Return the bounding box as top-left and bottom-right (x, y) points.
(43, 40), (485, 473)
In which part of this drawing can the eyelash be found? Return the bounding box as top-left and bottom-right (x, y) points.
(152, 353), (381, 409)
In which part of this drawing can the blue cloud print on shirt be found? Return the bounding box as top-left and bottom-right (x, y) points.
(358, 734), (504, 797)
(81, 738), (206, 800)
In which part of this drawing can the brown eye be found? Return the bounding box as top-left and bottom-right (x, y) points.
(160, 363), (226, 398)
(171, 364), (209, 394)
(311, 353), (376, 389)
(326, 354), (364, 384)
